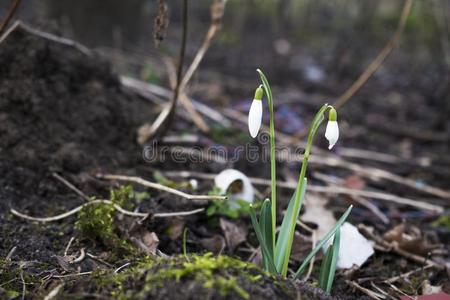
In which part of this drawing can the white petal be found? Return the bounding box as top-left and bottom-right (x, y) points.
(325, 120), (339, 149)
(214, 169), (254, 207)
(324, 222), (374, 269)
(189, 179), (198, 190)
(248, 99), (262, 138)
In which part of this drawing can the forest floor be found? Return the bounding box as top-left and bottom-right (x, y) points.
(0, 22), (450, 299)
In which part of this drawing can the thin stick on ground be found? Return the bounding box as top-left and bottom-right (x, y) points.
(346, 280), (385, 300)
(64, 237), (75, 256)
(160, 170), (444, 212)
(96, 173), (226, 201)
(138, 0), (189, 144)
(52, 172), (90, 202)
(384, 265), (435, 284)
(358, 224), (442, 269)
(163, 55), (209, 133)
(10, 199), (205, 223)
(5, 246), (17, 261)
(43, 283), (64, 300)
(20, 271), (26, 300)
(70, 248), (86, 264)
(0, 0), (22, 36)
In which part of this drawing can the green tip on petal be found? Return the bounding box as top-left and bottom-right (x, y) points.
(254, 85), (264, 101)
(328, 107), (337, 121)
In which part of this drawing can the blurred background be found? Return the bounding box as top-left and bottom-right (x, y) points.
(1, 0), (449, 188)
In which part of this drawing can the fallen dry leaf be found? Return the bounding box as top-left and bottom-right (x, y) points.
(383, 224), (440, 256)
(55, 255), (75, 272)
(165, 217), (186, 240)
(129, 229), (159, 255)
(344, 175), (366, 190)
(199, 235), (226, 254)
(422, 280), (442, 295)
(302, 193), (336, 240)
(220, 218), (247, 252)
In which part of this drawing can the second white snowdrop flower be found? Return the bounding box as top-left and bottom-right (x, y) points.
(248, 85), (264, 138)
(325, 107), (339, 150)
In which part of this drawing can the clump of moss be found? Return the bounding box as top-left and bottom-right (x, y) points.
(138, 253), (264, 299)
(432, 215), (450, 228)
(75, 185), (136, 254)
(80, 254), (270, 299)
(0, 260), (39, 299)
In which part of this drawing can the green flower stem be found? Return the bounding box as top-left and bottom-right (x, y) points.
(280, 103), (331, 276)
(257, 69), (276, 251)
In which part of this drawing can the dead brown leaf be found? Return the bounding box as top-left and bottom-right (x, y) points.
(199, 235), (226, 255)
(165, 218), (186, 241)
(344, 175), (366, 190)
(302, 193), (336, 240)
(55, 255), (75, 272)
(220, 218), (247, 253)
(383, 224), (440, 256)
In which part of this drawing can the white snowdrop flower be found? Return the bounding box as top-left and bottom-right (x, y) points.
(325, 107), (339, 150)
(248, 86), (264, 138)
(189, 179), (198, 190)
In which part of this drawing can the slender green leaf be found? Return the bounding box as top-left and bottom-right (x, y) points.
(275, 178), (307, 273)
(325, 227), (341, 293)
(182, 227), (188, 257)
(318, 227), (341, 293)
(318, 242), (333, 290)
(293, 205), (352, 279)
(260, 199), (273, 264)
(249, 206), (277, 273)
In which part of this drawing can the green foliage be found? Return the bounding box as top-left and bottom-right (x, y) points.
(210, 124), (249, 144)
(248, 70), (352, 293)
(0, 260), (39, 299)
(91, 254), (265, 299)
(206, 186), (252, 218)
(206, 198), (251, 219)
(153, 171), (180, 188)
(432, 215), (450, 228)
(75, 185), (136, 254)
(294, 205), (352, 279)
(318, 228), (341, 293)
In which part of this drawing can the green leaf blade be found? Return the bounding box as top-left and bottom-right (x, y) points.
(249, 205), (277, 273)
(294, 205), (352, 279)
(275, 178), (308, 274)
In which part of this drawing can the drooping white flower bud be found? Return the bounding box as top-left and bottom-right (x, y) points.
(248, 86), (264, 138)
(325, 107), (339, 149)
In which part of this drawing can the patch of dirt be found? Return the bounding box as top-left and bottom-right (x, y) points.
(0, 24), (153, 262)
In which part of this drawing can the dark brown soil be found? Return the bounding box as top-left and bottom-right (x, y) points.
(0, 24), (154, 262)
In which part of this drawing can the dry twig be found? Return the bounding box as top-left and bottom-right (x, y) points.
(161, 170), (444, 212)
(52, 173), (90, 202)
(346, 280), (386, 300)
(0, 0), (22, 36)
(43, 283), (64, 300)
(10, 200), (205, 223)
(138, 0), (189, 144)
(20, 271), (26, 300)
(333, 0), (413, 109)
(358, 224), (442, 269)
(288, 0), (413, 144)
(96, 173), (226, 201)
(64, 237), (75, 256)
